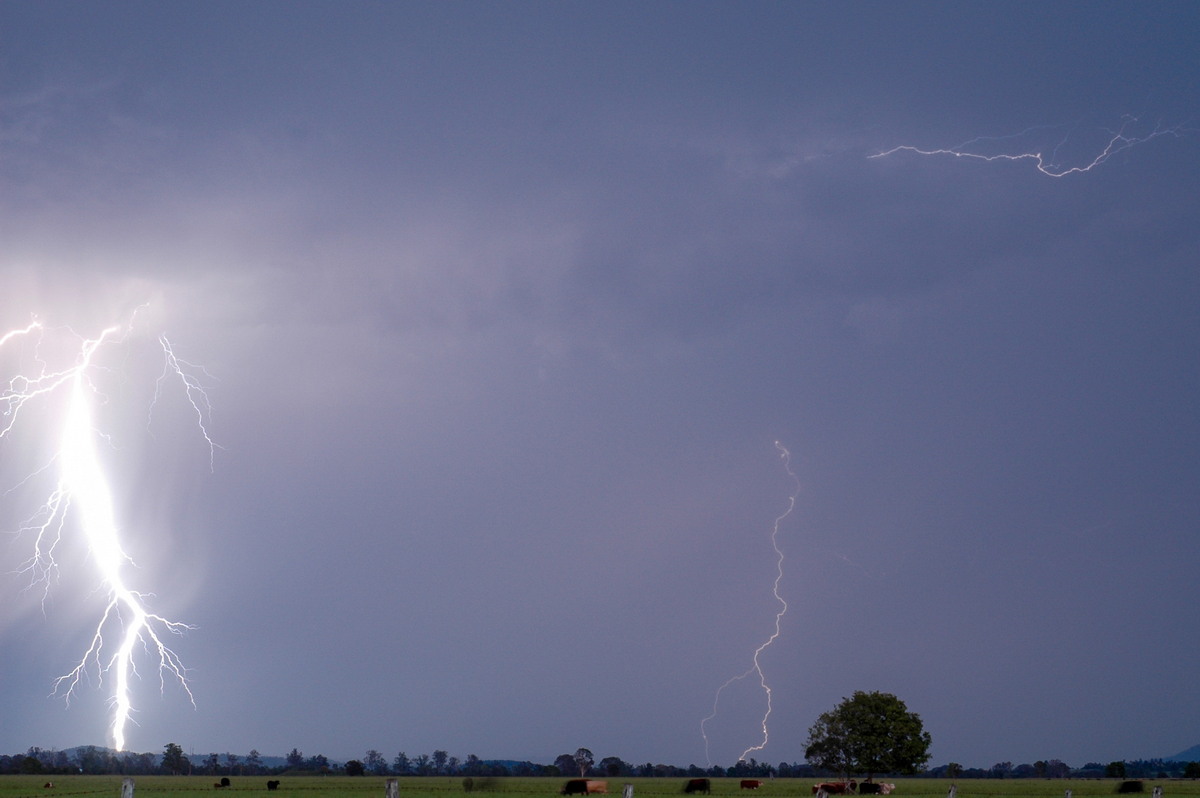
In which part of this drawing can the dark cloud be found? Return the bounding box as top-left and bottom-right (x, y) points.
(1, 0), (1198, 770)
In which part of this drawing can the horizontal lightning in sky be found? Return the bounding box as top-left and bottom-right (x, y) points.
(870, 116), (1189, 177)
(701, 442), (800, 766)
(1, 311), (216, 751)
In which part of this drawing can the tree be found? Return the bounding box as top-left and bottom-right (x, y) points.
(162, 743), (188, 776)
(554, 755), (576, 776)
(1046, 760), (1071, 779)
(246, 751), (264, 775)
(345, 760), (365, 777)
(365, 750), (389, 776)
(433, 750), (449, 774)
(804, 690), (932, 779)
(1107, 762), (1128, 779)
(393, 752), (412, 775)
(286, 749), (304, 770)
(77, 746), (106, 775)
(574, 748), (595, 777)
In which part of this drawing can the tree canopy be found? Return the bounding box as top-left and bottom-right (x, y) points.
(161, 743), (188, 776)
(804, 690), (932, 779)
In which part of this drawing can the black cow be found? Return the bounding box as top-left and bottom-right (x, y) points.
(267, 781), (281, 791)
(684, 779), (711, 795)
(563, 781), (589, 796)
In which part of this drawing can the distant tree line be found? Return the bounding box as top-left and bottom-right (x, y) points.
(929, 759), (1200, 780)
(3, 741), (1198, 781)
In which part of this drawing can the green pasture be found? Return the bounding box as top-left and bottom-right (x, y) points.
(2, 777), (1198, 798)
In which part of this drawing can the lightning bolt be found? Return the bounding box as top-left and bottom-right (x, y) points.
(1, 311), (215, 751)
(870, 115), (1189, 177)
(701, 441), (800, 766)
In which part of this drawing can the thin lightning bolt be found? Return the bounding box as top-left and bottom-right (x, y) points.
(1, 312), (215, 751)
(701, 441), (800, 766)
(870, 115), (1189, 177)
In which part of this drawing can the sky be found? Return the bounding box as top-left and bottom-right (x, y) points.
(1, 0), (1198, 772)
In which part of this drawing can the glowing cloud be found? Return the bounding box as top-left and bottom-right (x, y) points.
(1, 311), (215, 751)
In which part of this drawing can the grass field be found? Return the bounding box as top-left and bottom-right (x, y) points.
(2, 776), (1199, 798)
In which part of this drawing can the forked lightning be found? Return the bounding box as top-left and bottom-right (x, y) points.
(1, 312), (215, 751)
(701, 442), (800, 766)
(871, 116), (1188, 177)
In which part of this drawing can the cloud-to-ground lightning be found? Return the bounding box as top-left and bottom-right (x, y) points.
(870, 116), (1189, 177)
(1, 312), (216, 751)
(701, 442), (800, 766)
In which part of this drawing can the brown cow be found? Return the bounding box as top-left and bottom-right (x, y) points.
(741, 781), (764, 790)
(587, 781), (609, 794)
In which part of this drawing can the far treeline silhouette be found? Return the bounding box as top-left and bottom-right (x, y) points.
(5, 745), (1199, 780)
(4, 691), (1197, 781)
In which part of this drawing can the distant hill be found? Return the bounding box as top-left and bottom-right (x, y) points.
(1166, 744), (1200, 762)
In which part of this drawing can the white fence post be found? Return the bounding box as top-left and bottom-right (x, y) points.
(622, 784), (634, 798)
(121, 779), (135, 798)
(386, 779), (399, 798)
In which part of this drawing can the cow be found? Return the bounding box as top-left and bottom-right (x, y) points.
(220, 778), (231, 788)
(741, 781), (764, 790)
(587, 781), (609, 794)
(859, 785), (881, 795)
(43, 784), (54, 789)
(214, 784), (224, 790)
(563, 781), (589, 796)
(684, 779), (711, 794)
(267, 781), (281, 791)
(813, 782), (857, 795)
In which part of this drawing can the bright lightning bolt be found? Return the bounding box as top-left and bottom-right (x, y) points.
(701, 441), (800, 766)
(870, 115), (1189, 177)
(1, 311), (215, 751)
